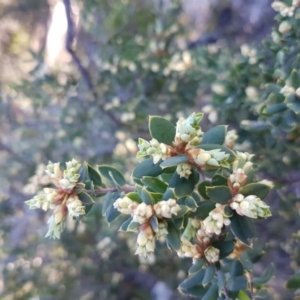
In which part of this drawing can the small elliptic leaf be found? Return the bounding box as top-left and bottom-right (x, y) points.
(127, 220), (140, 232)
(198, 181), (211, 200)
(206, 186), (232, 204)
(252, 264), (274, 286)
(226, 275), (247, 292)
(188, 258), (206, 274)
(132, 157), (163, 179)
(166, 220), (181, 251)
(237, 290), (251, 300)
(239, 183), (271, 199)
(78, 191), (95, 205)
(230, 260), (244, 277)
(184, 196), (198, 212)
(286, 275), (300, 289)
(88, 164), (102, 187)
(179, 269), (206, 289)
(160, 155), (188, 169)
(98, 165), (126, 186)
(217, 270), (225, 296)
(162, 188), (176, 200)
(78, 162), (89, 182)
(201, 125), (227, 145)
(288, 69), (300, 89)
(212, 174), (228, 186)
(202, 282), (219, 300)
(202, 265), (216, 286)
(212, 240), (235, 259)
(106, 204), (121, 223)
(174, 205), (190, 218)
(141, 188), (155, 205)
(190, 201), (216, 220)
(179, 284), (208, 297)
(169, 169), (199, 197)
(149, 116), (176, 146)
(230, 212), (254, 246)
(102, 192), (114, 216)
(119, 217), (133, 231)
(141, 176), (168, 193)
(150, 215), (158, 232)
(126, 192), (142, 203)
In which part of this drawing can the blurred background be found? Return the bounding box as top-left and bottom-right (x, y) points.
(1, 0), (299, 299)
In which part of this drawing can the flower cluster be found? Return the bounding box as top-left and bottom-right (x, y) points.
(202, 204), (231, 235)
(272, 0), (299, 17)
(230, 194), (271, 219)
(132, 203), (153, 224)
(137, 138), (170, 164)
(153, 199), (181, 219)
(174, 112), (204, 146)
(26, 159), (85, 239)
(113, 196), (135, 214)
(204, 246), (220, 263)
(176, 163), (192, 179)
(135, 228), (155, 257)
(177, 239), (201, 258)
(188, 148), (230, 168)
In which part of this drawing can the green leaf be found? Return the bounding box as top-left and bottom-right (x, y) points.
(169, 169), (199, 197)
(127, 220), (140, 231)
(126, 192), (142, 203)
(179, 284), (208, 297)
(213, 240), (235, 259)
(78, 191), (95, 205)
(265, 83), (282, 93)
(237, 290), (251, 300)
(230, 260), (244, 277)
(288, 69), (300, 89)
(183, 196), (198, 212)
(149, 116), (176, 146)
(201, 125), (227, 145)
(179, 269), (206, 289)
(212, 174), (228, 186)
(199, 144), (237, 163)
(141, 176), (168, 193)
(119, 217), (133, 231)
(160, 155), (188, 168)
(162, 188), (176, 200)
(174, 205), (190, 218)
(262, 103), (287, 115)
(202, 282), (219, 300)
(102, 192), (114, 216)
(226, 275), (247, 291)
(98, 165), (126, 186)
(286, 275), (300, 289)
(198, 181), (211, 200)
(230, 212), (254, 246)
(202, 265), (216, 286)
(166, 220), (181, 251)
(254, 288), (269, 298)
(132, 157), (163, 179)
(253, 264), (274, 286)
(240, 252), (253, 271)
(206, 186), (232, 204)
(78, 162), (89, 182)
(141, 188), (155, 205)
(106, 204), (121, 223)
(190, 201), (216, 220)
(188, 258), (206, 274)
(217, 270), (225, 296)
(239, 183), (270, 199)
(149, 216), (158, 232)
(287, 101), (300, 114)
(87, 164), (102, 187)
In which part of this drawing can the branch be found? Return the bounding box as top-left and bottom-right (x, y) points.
(86, 185), (136, 196)
(62, 0), (123, 127)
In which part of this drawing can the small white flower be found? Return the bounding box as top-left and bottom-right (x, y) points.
(204, 246), (220, 263)
(154, 199), (181, 219)
(67, 196), (85, 218)
(230, 194), (271, 218)
(176, 163), (192, 179)
(224, 129), (238, 149)
(137, 138), (170, 163)
(132, 203), (153, 224)
(45, 161), (62, 179)
(135, 231), (155, 257)
(177, 239), (200, 258)
(25, 188), (58, 211)
(113, 196), (135, 214)
(280, 85), (295, 97)
(45, 214), (65, 239)
(202, 204), (231, 235)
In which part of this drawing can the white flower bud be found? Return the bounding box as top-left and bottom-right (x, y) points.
(177, 239), (200, 258)
(204, 246), (220, 263)
(280, 85), (295, 97)
(135, 230), (155, 257)
(132, 203), (153, 224)
(114, 197), (135, 214)
(154, 199), (181, 219)
(176, 163), (192, 179)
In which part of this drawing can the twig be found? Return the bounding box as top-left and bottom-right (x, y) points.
(62, 0), (123, 127)
(86, 185), (136, 196)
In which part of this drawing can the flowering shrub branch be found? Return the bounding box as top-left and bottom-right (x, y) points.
(26, 112), (274, 299)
